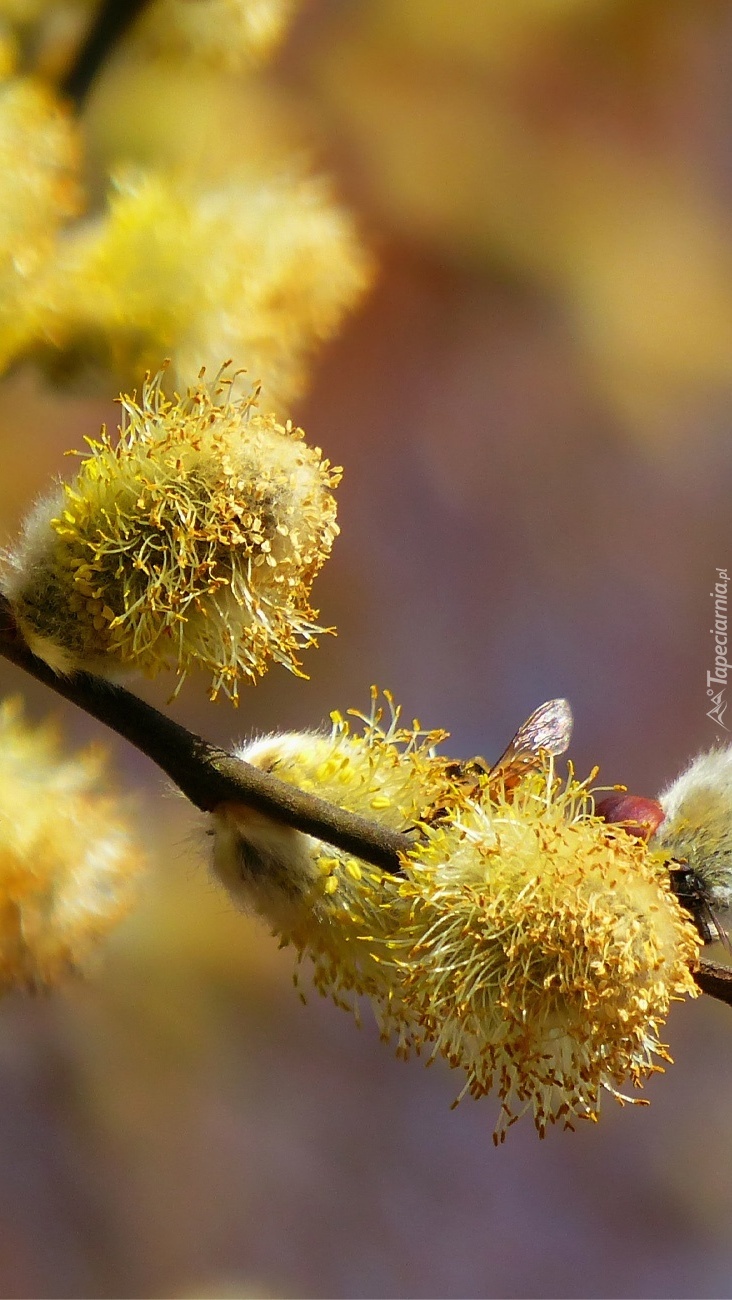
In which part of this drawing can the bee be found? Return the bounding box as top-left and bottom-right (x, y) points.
(596, 748), (732, 947)
(431, 698), (574, 819)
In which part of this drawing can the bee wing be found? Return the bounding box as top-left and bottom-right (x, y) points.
(428, 699), (573, 820)
(491, 698), (573, 785)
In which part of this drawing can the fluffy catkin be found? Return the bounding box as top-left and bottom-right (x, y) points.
(211, 696), (700, 1138)
(654, 746), (732, 914)
(4, 370), (341, 698)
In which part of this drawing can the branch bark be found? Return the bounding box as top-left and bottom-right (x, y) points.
(0, 594), (411, 873)
(693, 959), (732, 1007)
(61, 0), (151, 106)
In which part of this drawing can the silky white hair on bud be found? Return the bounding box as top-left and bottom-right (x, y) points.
(211, 732), (324, 926)
(655, 746), (732, 914)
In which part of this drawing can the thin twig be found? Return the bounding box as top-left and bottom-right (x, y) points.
(0, 594), (411, 873)
(61, 0), (151, 106)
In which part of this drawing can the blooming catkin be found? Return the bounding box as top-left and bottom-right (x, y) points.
(0, 697), (145, 991)
(212, 694), (452, 1038)
(211, 695), (701, 1139)
(395, 775), (699, 1141)
(3, 371), (341, 698)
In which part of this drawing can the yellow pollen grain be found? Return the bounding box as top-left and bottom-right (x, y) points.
(317, 856), (338, 875)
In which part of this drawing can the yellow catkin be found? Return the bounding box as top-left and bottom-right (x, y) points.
(212, 693), (701, 1139)
(0, 697), (145, 991)
(212, 692), (452, 1047)
(3, 369), (341, 699)
(394, 772), (699, 1141)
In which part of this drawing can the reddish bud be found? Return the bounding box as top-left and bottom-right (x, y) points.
(594, 791), (665, 841)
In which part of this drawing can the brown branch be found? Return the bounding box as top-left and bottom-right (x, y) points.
(61, 0), (151, 107)
(693, 959), (732, 1007)
(0, 594), (412, 873)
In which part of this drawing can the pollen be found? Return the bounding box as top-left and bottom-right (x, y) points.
(3, 368), (341, 699)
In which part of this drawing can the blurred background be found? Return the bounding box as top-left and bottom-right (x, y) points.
(2, 0), (732, 1296)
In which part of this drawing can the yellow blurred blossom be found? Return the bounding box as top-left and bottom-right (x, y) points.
(0, 73), (83, 364)
(84, 60), (312, 188)
(136, 0), (300, 70)
(7, 165), (373, 412)
(0, 0), (95, 84)
(0, 0), (86, 24)
(0, 696), (145, 991)
(0, 31), (18, 78)
(212, 694), (700, 1139)
(4, 369), (341, 699)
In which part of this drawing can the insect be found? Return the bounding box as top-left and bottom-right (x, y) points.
(433, 697), (574, 817)
(596, 748), (732, 947)
(665, 863), (728, 947)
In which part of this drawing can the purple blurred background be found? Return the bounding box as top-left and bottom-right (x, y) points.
(2, 2), (732, 1296)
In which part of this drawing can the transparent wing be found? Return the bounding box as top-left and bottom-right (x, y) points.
(494, 698), (573, 769)
(489, 698), (573, 789)
(427, 698), (574, 822)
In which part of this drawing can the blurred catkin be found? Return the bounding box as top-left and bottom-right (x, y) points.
(0, 696), (145, 991)
(317, 0), (732, 434)
(135, 0), (300, 70)
(3, 166), (373, 411)
(0, 0), (295, 73)
(0, 72), (83, 364)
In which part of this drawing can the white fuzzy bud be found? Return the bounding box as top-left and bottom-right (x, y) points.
(655, 746), (732, 913)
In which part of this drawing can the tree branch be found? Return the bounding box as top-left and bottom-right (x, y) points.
(61, 0), (151, 107)
(4, 594), (732, 1010)
(0, 594), (411, 873)
(693, 959), (732, 1007)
